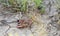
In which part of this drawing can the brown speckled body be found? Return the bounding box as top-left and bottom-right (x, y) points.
(17, 19), (33, 28)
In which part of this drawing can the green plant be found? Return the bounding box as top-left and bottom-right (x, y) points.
(0, 0), (44, 14)
(32, 0), (43, 7)
(32, 0), (45, 14)
(0, 0), (28, 12)
(21, 0), (27, 12)
(39, 7), (45, 14)
(8, 0), (28, 12)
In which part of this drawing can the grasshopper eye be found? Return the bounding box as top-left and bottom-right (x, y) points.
(17, 20), (19, 22)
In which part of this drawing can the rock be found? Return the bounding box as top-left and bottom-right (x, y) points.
(0, 25), (9, 36)
(7, 28), (33, 36)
